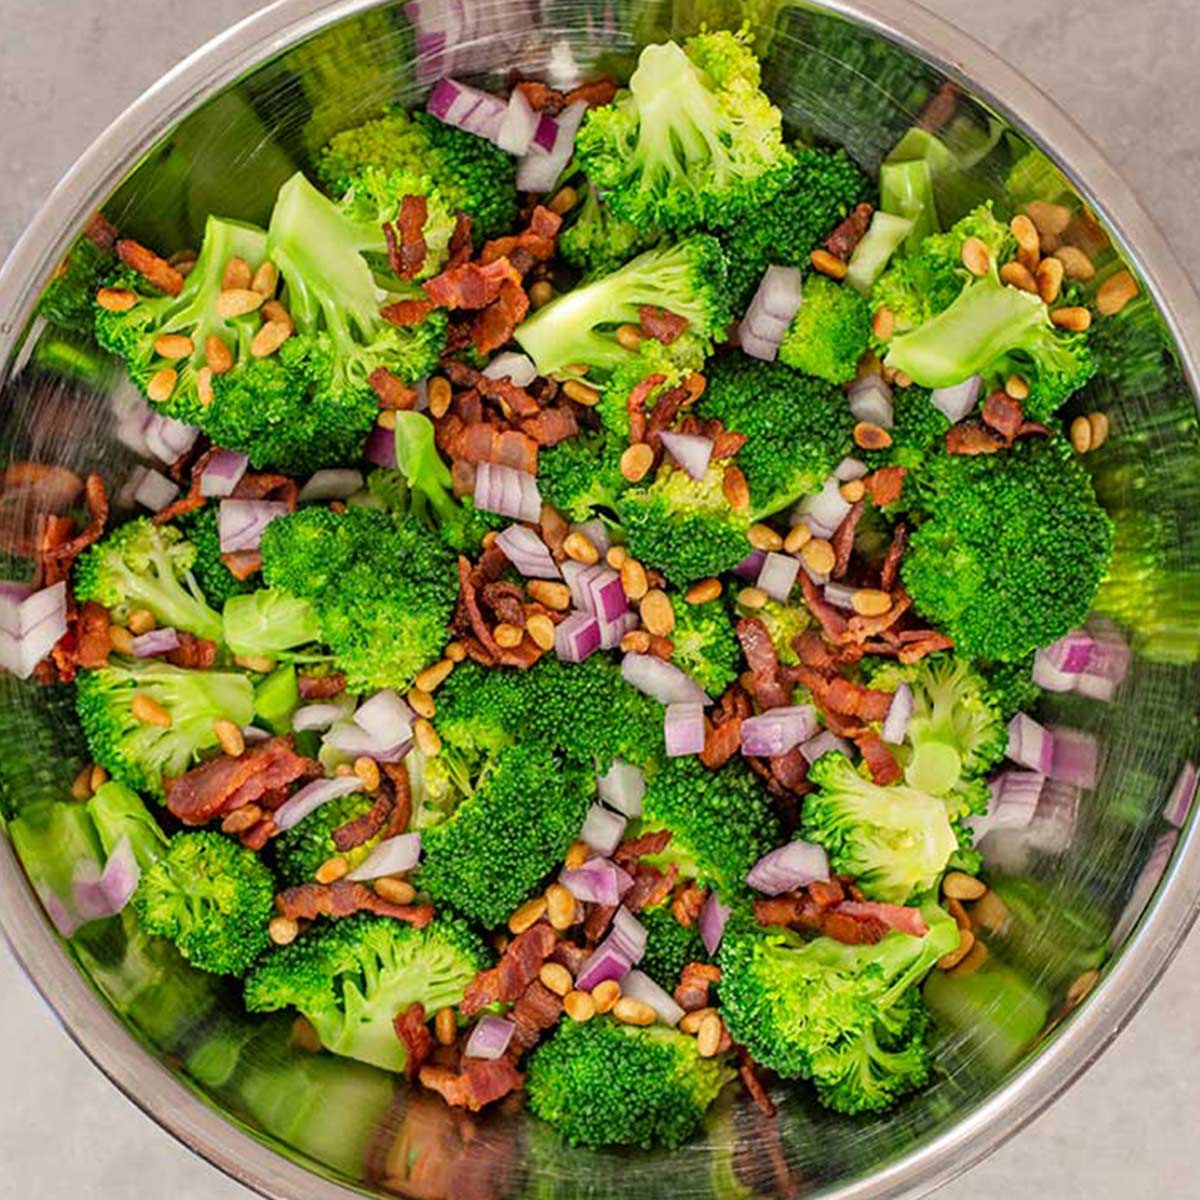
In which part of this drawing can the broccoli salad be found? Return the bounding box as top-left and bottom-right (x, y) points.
(12, 26), (1143, 1153)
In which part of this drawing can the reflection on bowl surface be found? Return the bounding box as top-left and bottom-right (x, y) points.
(1, 3), (1199, 1199)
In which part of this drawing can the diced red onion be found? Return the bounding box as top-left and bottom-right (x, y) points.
(610, 907), (648, 959)
(133, 468), (179, 513)
(200, 449), (249, 498)
(1111, 830), (1178, 950)
(737, 325), (786, 363)
(747, 840), (830, 895)
(495, 88), (540, 155)
(1028, 778), (1081, 854)
(474, 462), (541, 522)
(588, 568), (628, 624)
(218, 499), (289, 553)
(72, 836), (139, 921)
(882, 683), (913, 744)
(834, 457), (868, 481)
(292, 703), (345, 732)
(324, 720), (411, 763)
(741, 266), (804, 362)
(365, 423), (398, 468)
(598, 610), (639, 651)
(619, 969), (684, 1027)
(483, 351), (538, 387)
(756, 551), (799, 603)
(274, 775), (365, 833)
(465, 1016), (516, 1060)
(0, 581), (67, 680)
(496, 525), (561, 579)
(560, 858), (634, 906)
(930, 375), (982, 423)
(969, 770), (1045, 842)
(354, 689), (414, 749)
(659, 432), (713, 482)
(571, 518), (612, 555)
(241, 725), (271, 744)
(531, 112), (558, 153)
(847, 375), (894, 429)
(1043, 629), (1095, 674)
(143, 413), (199, 464)
(699, 891), (731, 955)
(427, 78), (507, 140)
(734, 550), (767, 581)
(575, 939), (633, 992)
(555, 611), (602, 663)
(1049, 726), (1098, 789)
(800, 729), (854, 764)
(516, 100), (586, 193)
(822, 582), (858, 611)
(796, 479), (851, 540)
(298, 469), (364, 504)
(130, 628), (180, 658)
(1165, 761), (1198, 829)
(1006, 713), (1055, 775)
(562, 560), (602, 611)
(664, 702), (706, 757)
(346, 832), (423, 881)
(741, 706), (818, 757)
(580, 803), (626, 856)
(1032, 647), (1078, 692)
(1072, 672), (1117, 702)
(597, 760), (645, 818)
(621, 652), (709, 706)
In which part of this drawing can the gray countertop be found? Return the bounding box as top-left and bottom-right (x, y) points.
(1, 1), (1198, 1196)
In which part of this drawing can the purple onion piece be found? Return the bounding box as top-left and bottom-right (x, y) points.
(496, 524), (561, 580)
(1048, 726), (1098, 789)
(799, 730), (853, 764)
(345, 833), (422, 880)
(1006, 712), (1055, 775)
(621, 652), (708, 706)
(555, 611), (602, 663)
(930, 375), (982, 423)
(560, 858), (634, 906)
(619, 969), (684, 1027)
(881, 683), (913, 745)
(847, 375), (894, 428)
(699, 891), (731, 955)
(756, 551), (799, 603)
(465, 1016), (516, 1060)
(218, 499), (289, 553)
(200, 449), (249, 497)
(354, 689), (414, 749)
(130, 628), (181, 658)
(747, 840), (830, 896)
(734, 550), (767, 582)
(298, 469), (365, 504)
(664, 702), (706, 757)
(274, 776), (365, 833)
(597, 760), (645, 818)
(579, 804), (626, 856)
(659, 431), (713, 481)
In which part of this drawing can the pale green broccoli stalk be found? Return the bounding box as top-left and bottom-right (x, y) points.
(221, 589), (324, 659)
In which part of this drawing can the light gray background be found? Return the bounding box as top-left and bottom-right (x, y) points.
(1, 1), (1198, 1196)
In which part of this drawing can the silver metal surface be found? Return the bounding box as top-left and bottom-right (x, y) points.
(1, 2), (1199, 1198)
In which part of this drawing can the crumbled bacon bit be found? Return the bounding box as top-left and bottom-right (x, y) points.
(298, 672), (346, 699)
(643, 384), (691, 453)
(624, 863), (677, 913)
(514, 80), (566, 113)
(799, 572), (850, 642)
(419, 1057), (524, 1112)
(0, 462), (84, 558)
(446, 210), (474, 268)
(386, 194), (429, 280)
(946, 420), (1006, 456)
(736, 617), (792, 711)
(821, 910), (887, 946)
(117, 238), (183, 296)
(165, 632), (218, 670)
(854, 729), (902, 785)
(41, 473), (108, 568)
(583, 902), (615, 944)
(84, 212), (119, 250)
(220, 549), (262, 581)
(481, 207), (562, 269)
(232, 472), (299, 508)
(425, 257), (522, 311)
(700, 714), (742, 769)
(276, 879), (435, 925)
(863, 466), (906, 508)
(74, 601), (112, 670)
(880, 523), (907, 592)
(370, 367), (419, 410)
(475, 373), (541, 419)
(331, 792), (393, 852)
(674, 962), (721, 1012)
(381, 297), (436, 327)
(626, 373), (668, 444)
(769, 746), (810, 794)
(982, 392), (1025, 443)
(638, 306), (689, 345)
(565, 77), (619, 109)
(824, 203), (873, 260)
(472, 279), (530, 355)
(836, 900), (929, 937)
(613, 828), (672, 868)
(461, 922), (556, 1015)
(394, 1002), (434, 1082)
(520, 406), (578, 447)
(672, 883), (706, 927)
(898, 631), (954, 663)
(152, 448), (220, 526)
(830, 500), (864, 580)
(508, 979), (564, 1052)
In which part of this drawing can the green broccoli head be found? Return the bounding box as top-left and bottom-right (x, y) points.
(244, 913), (491, 1072)
(417, 743), (593, 928)
(75, 660), (255, 798)
(669, 594), (742, 695)
(175, 507), (254, 608)
(514, 236), (731, 379)
(559, 182), (662, 279)
(638, 902), (709, 993)
(260, 505), (457, 692)
(901, 437), (1114, 661)
(862, 385), (949, 476)
(133, 831), (275, 976)
(716, 899), (958, 1097)
(597, 339), (701, 440)
(697, 353), (855, 519)
(801, 752), (959, 904)
(637, 755), (781, 898)
(73, 517), (223, 643)
(537, 432), (629, 523)
(271, 791), (381, 885)
(39, 232), (116, 332)
(526, 1018), (735, 1149)
(779, 276), (872, 385)
(576, 31), (792, 234)
(976, 655), (1042, 723)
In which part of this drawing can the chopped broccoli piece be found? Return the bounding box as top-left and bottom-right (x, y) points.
(537, 432), (629, 523)
(527, 1018), (735, 1149)
(669, 593), (742, 695)
(39, 232), (115, 332)
(175, 506), (254, 607)
(272, 791), (389, 886)
(778, 276), (872, 384)
(221, 589), (324, 659)
(861, 384), (949, 476)
(133, 830), (275, 975)
(879, 158), (939, 253)
(244, 913), (491, 1072)
(559, 181), (662, 278)
(638, 902), (708, 993)
(86, 780), (169, 868)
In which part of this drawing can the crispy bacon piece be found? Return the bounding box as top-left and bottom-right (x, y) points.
(455, 556), (543, 669)
(769, 746), (809, 793)
(613, 828), (672, 868)
(419, 1057), (524, 1112)
(165, 632), (218, 669)
(624, 863), (677, 913)
(918, 80), (960, 132)
(824, 676), (894, 721)
(755, 895), (816, 928)
(231, 473), (298, 508)
(381, 297), (437, 326)
(370, 367), (419, 410)
(0, 462), (84, 558)
(472, 280), (529, 355)
(626, 373), (668, 444)
(117, 238), (183, 296)
(1018, 420), (1051, 439)
(509, 980), (564, 1051)
(476, 373), (541, 419)
(863, 466), (906, 508)
(700, 715), (742, 769)
(298, 672), (346, 699)
(800, 572), (850, 642)
(151, 448), (219, 526)
(793, 629), (838, 674)
(643, 384), (691, 453)
(85, 212), (119, 250)
(638, 306), (689, 345)
(42, 473), (108, 566)
(831, 500), (864, 580)
(461, 922), (557, 1015)
(674, 962), (721, 1012)
(165, 735), (319, 825)
(514, 80), (564, 112)
(394, 1002), (435, 1083)
(583, 903), (616, 944)
(276, 879), (434, 925)
(217, 551), (260, 584)
(898, 631), (954, 663)
(549, 939), (589, 976)
(390, 194), (429, 279)
(737, 1049), (777, 1118)
(520, 407), (578, 447)
(707, 422), (749, 460)
(565, 77), (619, 108)
(837, 901), (929, 937)
(982, 392), (1024, 442)
(481, 206), (563, 268)
(425, 257), (522, 310)
(449, 423), (538, 475)
(74, 601), (112, 670)
(445, 210), (474, 270)
(946, 420), (1006, 456)
(810, 877), (846, 908)
(481, 580), (526, 627)
(381, 762), (414, 836)
(821, 910), (887, 946)
(824, 202), (874, 260)
(880, 523), (907, 592)
(331, 792), (393, 852)
(843, 589), (912, 645)
(736, 617), (792, 710)
(854, 729), (902, 785)
(672, 883), (706, 927)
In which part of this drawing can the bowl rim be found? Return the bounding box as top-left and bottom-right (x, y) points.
(2, 2), (1199, 1198)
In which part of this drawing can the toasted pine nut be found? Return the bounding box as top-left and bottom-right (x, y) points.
(509, 896), (547, 934)
(946, 896), (972, 932)
(938, 927), (975, 971)
(234, 653), (276, 673)
(1000, 260), (1039, 294)
(1097, 269), (1139, 316)
(853, 421), (892, 450)
(613, 997), (656, 1026)
(961, 237), (991, 277)
(839, 479), (866, 504)
(616, 324), (643, 351)
(540, 962), (573, 996)
(269, 916), (299, 946)
(942, 871), (987, 901)
(748, 523), (783, 552)
(146, 368), (178, 404)
(563, 531), (600, 564)
(221, 805), (262, 834)
(1070, 415), (1093, 455)
(414, 718), (441, 757)
(685, 578), (722, 605)
(738, 586), (767, 610)
(71, 765), (94, 801)
(427, 376), (452, 419)
(1036, 256), (1064, 305)
(444, 640), (467, 664)
(435, 1006), (457, 1045)
(284, 1015), (321, 1054)
(494, 623), (524, 649)
(1026, 200), (1072, 238)
(606, 545), (629, 569)
(196, 366), (215, 408)
(415, 659), (454, 693)
(620, 442), (655, 483)
(1053, 245), (1096, 281)
(679, 1007), (716, 1035)
(354, 756), (381, 792)
(851, 588), (892, 617)
(564, 990), (596, 1022)
(375, 876), (416, 905)
(252, 261), (278, 296)
(969, 889), (1010, 936)
(126, 608), (156, 635)
(97, 287), (137, 312)
(810, 249), (848, 280)
(526, 614), (556, 651)
(132, 693), (171, 727)
(1051, 306), (1092, 332)
(213, 718), (246, 758)
(203, 334), (234, 375)
(640, 589), (675, 637)
(1087, 411), (1110, 450)
(108, 626), (135, 656)
(261, 300), (293, 330)
(801, 538), (836, 576)
(528, 580), (571, 611)
(723, 465), (750, 511)
(784, 523), (813, 554)
(563, 379), (601, 407)
(222, 257), (252, 291)
(592, 979), (621, 1014)
(1010, 214), (1040, 257)
(1040, 232), (1061, 256)
(548, 185), (578, 215)
(315, 856), (350, 884)
(376, 411), (398, 432)
(949, 938), (989, 977)
(529, 280), (554, 308)
(872, 306), (895, 342)
(216, 288), (265, 319)
(154, 333), (194, 360)
(546, 883), (576, 931)
(1004, 375), (1030, 401)
(697, 1014), (723, 1058)
(407, 687), (435, 719)
(565, 840), (589, 870)
(1067, 968), (1101, 1008)
(621, 557), (649, 601)
(251, 320), (292, 358)
(683, 372), (707, 402)
(621, 630), (652, 653)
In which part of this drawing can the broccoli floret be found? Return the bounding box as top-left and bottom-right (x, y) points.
(175, 506), (253, 607)
(638, 903), (708, 992)
(716, 145), (872, 310)
(559, 181), (661, 278)
(977, 655), (1042, 723)
(752, 599), (811, 666)
(902, 437), (1114, 661)
(669, 594), (742, 695)
(538, 432), (629, 523)
(527, 1017), (735, 1149)
(597, 339), (700, 440)
(697, 353), (855, 519)
(221, 589), (324, 659)
(515, 236), (731, 379)
(270, 791), (380, 885)
(801, 752), (959, 904)
(76, 660), (255, 797)
(717, 899), (958, 1107)
(39, 231), (115, 332)
(862, 385), (948, 476)
(260, 505), (457, 693)
(317, 108), (518, 242)
(87, 780), (170, 868)
(133, 831), (275, 975)
(417, 744), (593, 928)
(636, 756), (781, 898)
(244, 913), (491, 1072)
(73, 516), (223, 643)
(778, 276), (872, 384)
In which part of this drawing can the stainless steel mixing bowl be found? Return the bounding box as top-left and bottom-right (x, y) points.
(2, 2), (1199, 1197)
